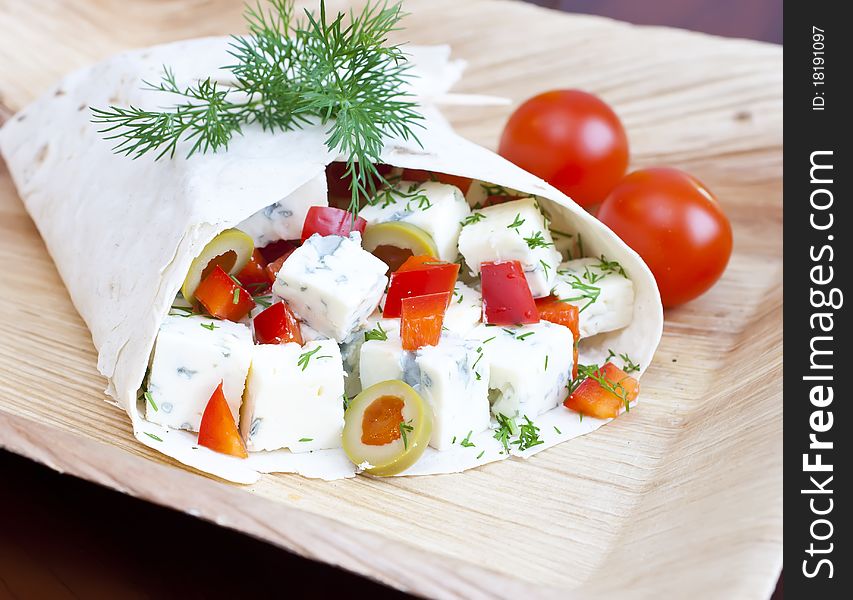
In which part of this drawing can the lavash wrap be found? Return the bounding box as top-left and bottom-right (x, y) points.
(0, 37), (663, 484)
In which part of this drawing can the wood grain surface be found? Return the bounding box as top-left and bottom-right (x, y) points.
(0, 1), (782, 597)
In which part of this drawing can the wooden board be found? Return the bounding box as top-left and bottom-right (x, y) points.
(0, 1), (782, 597)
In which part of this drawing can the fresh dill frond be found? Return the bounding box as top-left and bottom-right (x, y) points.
(91, 0), (423, 216)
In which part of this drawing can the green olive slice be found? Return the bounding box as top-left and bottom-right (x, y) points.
(362, 222), (439, 272)
(343, 379), (433, 476)
(181, 228), (254, 303)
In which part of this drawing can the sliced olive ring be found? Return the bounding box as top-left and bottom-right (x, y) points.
(362, 222), (439, 272)
(181, 228), (254, 303)
(342, 379), (433, 476)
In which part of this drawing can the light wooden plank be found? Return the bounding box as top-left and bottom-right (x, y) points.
(0, 1), (782, 597)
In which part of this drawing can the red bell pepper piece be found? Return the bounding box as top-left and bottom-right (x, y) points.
(253, 301), (304, 345)
(402, 168), (473, 195)
(257, 239), (298, 264)
(265, 248), (296, 284)
(401, 292), (451, 351)
(197, 381), (248, 458)
(195, 265), (255, 322)
(564, 362), (639, 419)
(535, 295), (580, 378)
(383, 256), (459, 318)
(480, 261), (539, 325)
(236, 249), (271, 295)
(301, 206), (367, 242)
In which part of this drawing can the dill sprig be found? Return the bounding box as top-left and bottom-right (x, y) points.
(90, 0), (423, 215)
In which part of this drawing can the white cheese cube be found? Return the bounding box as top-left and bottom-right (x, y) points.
(272, 232), (388, 342)
(469, 321), (573, 420)
(416, 338), (491, 450)
(340, 311), (399, 398)
(552, 257), (635, 338)
(236, 174), (327, 246)
(360, 180), (470, 262)
(241, 340), (345, 452)
(457, 197), (561, 298)
(358, 332), (408, 390)
(146, 315), (253, 431)
(444, 281), (482, 336)
(359, 334), (491, 451)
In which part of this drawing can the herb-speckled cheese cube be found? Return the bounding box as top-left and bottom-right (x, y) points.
(359, 334), (491, 450)
(552, 257), (634, 338)
(236, 174), (327, 246)
(416, 338), (490, 450)
(444, 281), (482, 336)
(272, 232), (388, 342)
(340, 311), (399, 398)
(240, 340), (344, 452)
(146, 315), (253, 431)
(469, 321), (573, 420)
(360, 180), (470, 262)
(457, 197), (560, 298)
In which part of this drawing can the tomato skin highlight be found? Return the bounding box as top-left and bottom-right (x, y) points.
(253, 301), (304, 345)
(194, 265), (255, 322)
(236, 249), (271, 294)
(597, 167), (733, 307)
(301, 206), (367, 241)
(402, 168), (473, 194)
(498, 90), (628, 208)
(480, 260), (539, 325)
(535, 296), (580, 378)
(564, 362), (639, 419)
(401, 292), (451, 351)
(383, 256), (459, 318)
(197, 382), (248, 458)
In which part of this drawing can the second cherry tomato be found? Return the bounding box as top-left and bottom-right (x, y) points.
(498, 90), (629, 208)
(596, 168), (733, 307)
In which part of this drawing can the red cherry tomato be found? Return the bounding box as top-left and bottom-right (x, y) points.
(597, 168), (733, 307)
(498, 90), (629, 207)
(301, 206), (367, 241)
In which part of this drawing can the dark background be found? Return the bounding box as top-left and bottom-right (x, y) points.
(1, 1), (782, 598)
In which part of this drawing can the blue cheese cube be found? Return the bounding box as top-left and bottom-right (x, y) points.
(469, 321), (574, 420)
(465, 180), (525, 208)
(359, 334), (491, 450)
(236, 174), (327, 246)
(241, 340), (345, 452)
(416, 338), (490, 450)
(340, 311), (399, 398)
(146, 315), (253, 431)
(272, 232), (388, 342)
(552, 257), (634, 338)
(457, 197), (561, 298)
(444, 281), (482, 336)
(360, 180), (470, 262)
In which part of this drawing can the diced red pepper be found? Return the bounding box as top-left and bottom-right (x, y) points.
(480, 261), (539, 325)
(195, 265), (255, 322)
(383, 256), (459, 318)
(535, 295), (580, 378)
(197, 381), (248, 458)
(265, 248), (296, 284)
(564, 362), (639, 419)
(258, 239), (299, 264)
(401, 292), (451, 351)
(236, 249), (271, 295)
(253, 301), (304, 345)
(301, 206), (367, 242)
(402, 168), (472, 195)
